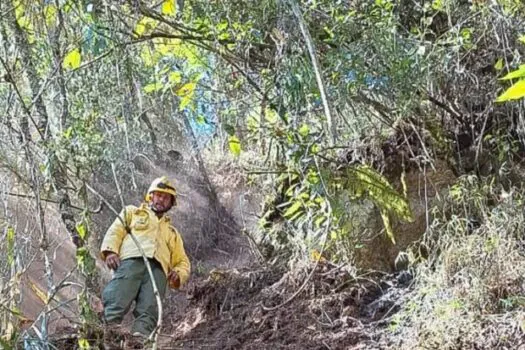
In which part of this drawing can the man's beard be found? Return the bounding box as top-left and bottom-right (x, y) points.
(150, 203), (171, 215)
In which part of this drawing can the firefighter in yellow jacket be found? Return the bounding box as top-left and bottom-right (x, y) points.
(100, 176), (190, 337)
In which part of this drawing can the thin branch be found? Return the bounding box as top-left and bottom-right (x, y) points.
(289, 0), (335, 146)
(2, 191), (103, 213)
(425, 91), (464, 121)
(121, 30), (273, 49)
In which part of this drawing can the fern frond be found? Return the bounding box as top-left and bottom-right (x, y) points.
(344, 165), (414, 243)
(346, 165), (414, 222)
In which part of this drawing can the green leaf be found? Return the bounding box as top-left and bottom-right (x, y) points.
(218, 32), (230, 41)
(496, 79), (525, 102)
(63, 127), (73, 139)
(143, 82), (163, 93)
(500, 65), (525, 80)
(519, 35), (525, 45)
(63, 49), (81, 70)
(217, 20), (228, 31)
(76, 221), (87, 239)
(161, 0), (176, 16)
(76, 247), (87, 271)
(78, 338), (90, 350)
(169, 71), (182, 83)
(298, 124), (310, 137)
(135, 17), (158, 36)
(283, 200), (302, 218)
(228, 136), (241, 156)
(196, 115), (206, 125)
(494, 58), (504, 71)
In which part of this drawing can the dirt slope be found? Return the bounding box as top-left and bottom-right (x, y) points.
(156, 265), (410, 350)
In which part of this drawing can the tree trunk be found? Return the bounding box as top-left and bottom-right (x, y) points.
(6, 0), (49, 136)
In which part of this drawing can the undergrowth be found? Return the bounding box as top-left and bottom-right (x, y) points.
(390, 175), (525, 349)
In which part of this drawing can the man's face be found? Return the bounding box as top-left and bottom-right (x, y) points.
(150, 191), (174, 214)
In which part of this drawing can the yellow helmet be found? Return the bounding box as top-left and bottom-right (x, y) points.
(145, 176), (177, 202)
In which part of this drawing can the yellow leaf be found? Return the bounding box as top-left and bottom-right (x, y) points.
(228, 136), (241, 156)
(143, 82), (163, 93)
(176, 82), (196, 110)
(496, 79), (525, 102)
(31, 282), (48, 304)
(310, 249), (326, 263)
(283, 200), (302, 218)
(176, 82), (196, 97)
(519, 35), (525, 45)
(78, 338), (90, 350)
(140, 46), (156, 67)
(155, 43), (171, 55)
(63, 49), (81, 70)
(380, 209), (396, 244)
(17, 16), (31, 30)
(494, 58), (504, 71)
(135, 17), (158, 36)
(499, 65), (525, 80)
(161, 0), (176, 16)
(169, 71), (182, 83)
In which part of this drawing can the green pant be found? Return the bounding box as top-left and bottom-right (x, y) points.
(102, 258), (167, 335)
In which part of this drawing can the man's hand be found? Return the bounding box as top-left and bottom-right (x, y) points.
(105, 252), (121, 270)
(168, 270), (180, 288)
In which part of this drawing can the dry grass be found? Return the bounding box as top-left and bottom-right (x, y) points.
(389, 176), (525, 349)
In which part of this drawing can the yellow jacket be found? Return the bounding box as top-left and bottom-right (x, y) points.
(100, 204), (190, 288)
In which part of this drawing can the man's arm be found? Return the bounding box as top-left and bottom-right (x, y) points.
(100, 206), (132, 261)
(168, 228), (191, 289)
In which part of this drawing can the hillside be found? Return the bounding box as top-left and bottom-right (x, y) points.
(2, 1), (525, 349)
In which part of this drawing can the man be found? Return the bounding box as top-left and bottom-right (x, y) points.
(100, 176), (191, 337)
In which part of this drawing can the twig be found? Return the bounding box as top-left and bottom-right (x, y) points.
(425, 92), (463, 121)
(474, 106), (491, 168)
(408, 122), (436, 172)
(2, 191), (102, 212)
(22, 267), (78, 344)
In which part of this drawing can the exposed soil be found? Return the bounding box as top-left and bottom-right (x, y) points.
(47, 259), (411, 349)
(93, 265), (409, 349)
